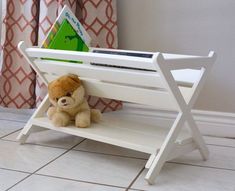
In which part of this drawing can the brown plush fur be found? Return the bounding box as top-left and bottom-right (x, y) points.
(47, 74), (101, 128)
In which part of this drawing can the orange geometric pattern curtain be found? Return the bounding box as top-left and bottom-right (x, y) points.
(0, 0), (121, 111)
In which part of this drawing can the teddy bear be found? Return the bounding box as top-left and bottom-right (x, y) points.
(47, 74), (102, 128)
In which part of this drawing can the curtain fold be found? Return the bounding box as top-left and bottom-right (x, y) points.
(35, 0), (77, 106)
(0, 0), (121, 112)
(0, 0), (39, 108)
(75, 0), (121, 112)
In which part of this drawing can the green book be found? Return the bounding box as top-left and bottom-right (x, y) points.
(48, 19), (89, 52)
(46, 19), (89, 63)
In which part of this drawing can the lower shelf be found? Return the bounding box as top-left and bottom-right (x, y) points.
(31, 111), (192, 154)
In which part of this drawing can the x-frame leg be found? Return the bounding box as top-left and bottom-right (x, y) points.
(145, 53), (212, 184)
(17, 42), (51, 144)
(17, 94), (51, 144)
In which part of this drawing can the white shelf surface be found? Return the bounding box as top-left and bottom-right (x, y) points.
(32, 111), (191, 154)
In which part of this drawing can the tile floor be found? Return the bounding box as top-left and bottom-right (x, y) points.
(0, 109), (235, 191)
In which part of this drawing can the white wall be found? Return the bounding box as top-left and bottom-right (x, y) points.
(117, 0), (235, 113)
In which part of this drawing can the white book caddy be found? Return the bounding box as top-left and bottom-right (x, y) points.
(17, 41), (216, 184)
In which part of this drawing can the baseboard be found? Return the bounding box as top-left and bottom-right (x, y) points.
(123, 104), (235, 138)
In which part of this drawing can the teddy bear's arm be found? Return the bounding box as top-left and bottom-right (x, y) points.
(47, 106), (57, 120)
(52, 111), (71, 127)
(75, 109), (91, 128)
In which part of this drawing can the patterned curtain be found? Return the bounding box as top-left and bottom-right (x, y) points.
(0, 0), (121, 112)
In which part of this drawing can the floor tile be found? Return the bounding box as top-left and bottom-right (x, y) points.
(204, 136), (235, 147)
(0, 140), (66, 173)
(4, 130), (84, 149)
(172, 145), (235, 170)
(0, 111), (31, 123)
(132, 163), (235, 191)
(0, 168), (29, 191)
(0, 120), (25, 138)
(38, 150), (146, 187)
(9, 174), (125, 191)
(74, 139), (149, 159)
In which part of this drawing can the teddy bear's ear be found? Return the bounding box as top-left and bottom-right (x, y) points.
(68, 74), (81, 84)
(67, 74), (78, 79)
(48, 81), (52, 90)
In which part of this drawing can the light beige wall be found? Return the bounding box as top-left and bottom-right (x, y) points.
(117, 0), (235, 113)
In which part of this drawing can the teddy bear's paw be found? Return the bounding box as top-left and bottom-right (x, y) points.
(52, 112), (70, 127)
(75, 118), (90, 128)
(91, 109), (102, 123)
(47, 107), (56, 120)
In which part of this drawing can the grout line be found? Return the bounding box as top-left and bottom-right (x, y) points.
(0, 118), (28, 123)
(168, 161), (235, 172)
(31, 139), (86, 173)
(3, 135), (235, 152)
(125, 166), (145, 191)
(0, 129), (22, 139)
(1, 143), (235, 189)
(2, 137), (144, 190)
(0, 108), (34, 116)
(224, 137), (235, 140)
(2, 138), (235, 171)
(0, 138), (83, 150)
(206, 143), (235, 149)
(5, 139), (86, 191)
(0, 167), (31, 174)
(127, 189), (147, 191)
(0, 138), (148, 163)
(1, 139), (148, 161)
(204, 135), (235, 140)
(3, 134), (235, 150)
(6, 174), (33, 191)
(35, 173), (127, 190)
(73, 149), (148, 161)
(128, 189), (147, 191)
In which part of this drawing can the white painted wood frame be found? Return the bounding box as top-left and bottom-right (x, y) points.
(16, 41), (216, 185)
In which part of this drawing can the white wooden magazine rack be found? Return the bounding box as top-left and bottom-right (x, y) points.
(17, 41), (216, 184)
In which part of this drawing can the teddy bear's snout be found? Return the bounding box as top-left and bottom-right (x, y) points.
(57, 97), (74, 108)
(58, 98), (68, 106)
(61, 98), (66, 103)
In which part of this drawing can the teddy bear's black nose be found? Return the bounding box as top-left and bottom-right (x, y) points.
(61, 99), (66, 103)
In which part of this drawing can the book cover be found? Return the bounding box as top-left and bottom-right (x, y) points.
(48, 19), (89, 52)
(41, 5), (91, 49)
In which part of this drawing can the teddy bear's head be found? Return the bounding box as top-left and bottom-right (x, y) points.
(48, 74), (85, 109)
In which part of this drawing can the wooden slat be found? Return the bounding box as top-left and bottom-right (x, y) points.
(44, 74), (177, 110)
(29, 47), (215, 71)
(35, 59), (201, 88)
(26, 47), (155, 70)
(83, 80), (177, 110)
(35, 59), (164, 88)
(163, 57), (212, 70)
(90, 47), (204, 59)
(159, 51), (216, 70)
(171, 69), (201, 87)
